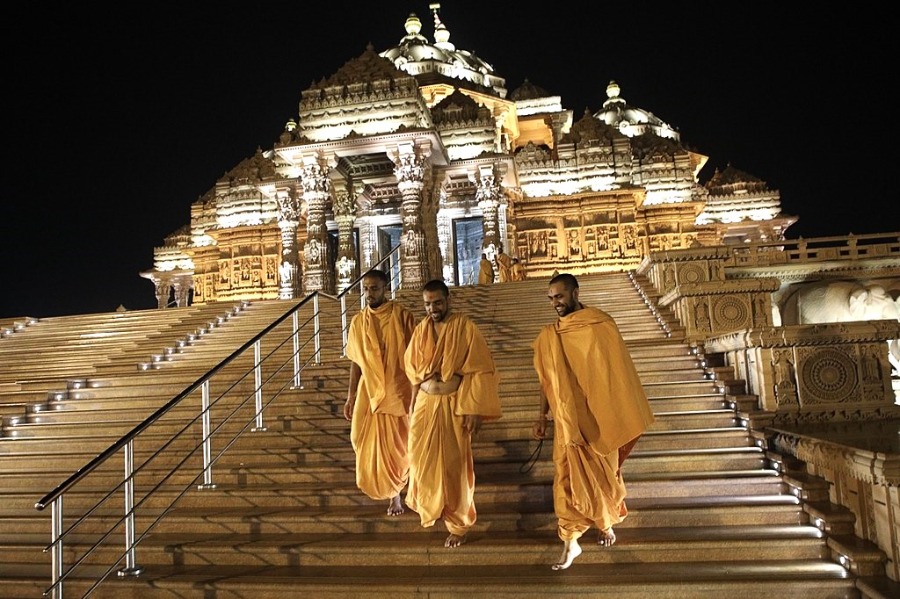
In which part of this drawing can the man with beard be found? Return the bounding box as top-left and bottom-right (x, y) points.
(345, 269), (417, 516)
(403, 279), (501, 547)
(532, 273), (655, 569)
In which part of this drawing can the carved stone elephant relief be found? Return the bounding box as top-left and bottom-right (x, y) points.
(780, 281), (900, 325)
(779, 279), (900, 374)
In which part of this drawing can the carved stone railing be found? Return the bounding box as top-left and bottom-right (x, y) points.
(703, 321), (900, 582)
(638, 234), (900, 583)
(722, 231), (900, 270)
(704, 321), (900, 425)
(637, 246), (780, 344)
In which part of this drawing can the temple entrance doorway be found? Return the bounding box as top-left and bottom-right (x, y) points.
(453, 217), (483, 286)
(377, 224), (402, 285)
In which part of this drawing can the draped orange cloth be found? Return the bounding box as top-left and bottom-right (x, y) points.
(496, 253), (513, 283)
(403, 312), (501, 535)
(478, 258), (494, 285)
(345, 300), (417, 501)
(533, 306), (655, 541)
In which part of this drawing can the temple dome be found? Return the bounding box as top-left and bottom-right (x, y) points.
(379, 6), (507, 97)
(509, 78), (550, 102)
(593, 80), (679, 141)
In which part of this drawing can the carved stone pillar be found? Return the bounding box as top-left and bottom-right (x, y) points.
(475, 164), (502, 257)
(393, 144), (430, 289)
(154, 278), (171, 309)
(172, 275), (192, 307)
(300, 159), (332, 294)
(333, 186), (358, 293)
(276, 189), (302, 300)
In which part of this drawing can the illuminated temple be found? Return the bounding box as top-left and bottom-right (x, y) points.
(140, 7), (796, 306)
(6, 6), (900, 594)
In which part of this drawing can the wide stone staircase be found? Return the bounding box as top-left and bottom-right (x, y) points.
(0, 273), (896, 598)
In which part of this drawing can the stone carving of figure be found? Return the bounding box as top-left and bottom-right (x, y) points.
(307, 239), (321, 265)
(773, 352), (797, 403)
(405, 229), (418, 257)
(694, 300), (710, 332)
(862, 347), (882, 382)
(279, 261), (292, 283)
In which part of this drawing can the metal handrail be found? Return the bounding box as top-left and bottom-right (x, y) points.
(34, 293), (324, 598)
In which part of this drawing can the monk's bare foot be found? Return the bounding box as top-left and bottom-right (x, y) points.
(597, 527), (616, 547)
(552, 539), (582, 570)
(387, 495), (404, 516)
(444, 533), (467, 548)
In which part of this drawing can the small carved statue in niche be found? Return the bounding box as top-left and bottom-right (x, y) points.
(772, 351), (797, 404)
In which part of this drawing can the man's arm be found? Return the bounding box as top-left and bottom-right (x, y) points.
(344, 361), (362, 421)
(532, 389), (551, 440)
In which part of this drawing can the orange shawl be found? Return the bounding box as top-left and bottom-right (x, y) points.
(404, 312), (501, 419)
(346, 300), (416, 416)
(533, 306), (654, 455)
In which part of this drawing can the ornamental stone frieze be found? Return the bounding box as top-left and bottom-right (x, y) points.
(704, 321), (900, 425)
(659, 278), (780, 343)
(637, 246), (732, 296)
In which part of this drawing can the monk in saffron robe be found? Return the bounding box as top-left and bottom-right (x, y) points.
(404, 279), (501, 547)
(495, 247), (513, 283)
(345, 269), (417, 516)
(532, 273), (655, 570)
(478, 253), (494, 285)
(509, 258), (526, 282)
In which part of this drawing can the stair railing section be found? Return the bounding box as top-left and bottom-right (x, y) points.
(628, 271), (671, 337)
(33, 293), (325, 599)
(336, 245), (403, 357)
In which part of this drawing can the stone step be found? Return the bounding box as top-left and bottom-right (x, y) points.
(0, 523), (829, 569)
(0, 472), (788, 517)
(0, 560), (861, 599)
(1, 495), (810, 537)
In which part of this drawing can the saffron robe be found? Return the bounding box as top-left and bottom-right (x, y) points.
(478, 258), (494, 285)
(403, 312), (501, 534)
(496, 252), (513, 283)
(533, 306), (655, 540)
(345, 300), (417, 501)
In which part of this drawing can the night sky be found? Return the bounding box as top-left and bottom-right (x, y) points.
(3, 2), (893, 319)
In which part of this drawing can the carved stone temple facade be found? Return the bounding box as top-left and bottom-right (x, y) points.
(140, 7), (796, 307)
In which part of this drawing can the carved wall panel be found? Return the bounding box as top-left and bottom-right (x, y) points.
(797, 346), (859, 406)
(710, 295), (751, 332)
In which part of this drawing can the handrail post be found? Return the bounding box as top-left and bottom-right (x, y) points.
(390, 252), (399, 297)
(313, 294), (321, 364)
(251, 340), (266, 432)
(117, 440), (142, 578)
(49, 496), (63, 599)
(292, 310), (302, 388)
(341, 294), (350, 358)
(198, 380), (216, 489)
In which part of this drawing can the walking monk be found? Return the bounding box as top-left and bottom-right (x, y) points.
(344, 269), (417, 516)
(404, 279), (501, 547)
(532, 273), (654, 569)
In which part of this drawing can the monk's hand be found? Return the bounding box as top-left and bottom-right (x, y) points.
(532, 416), (547, 440)
(343, 396), (355, 421)
(462, 414), (483, 435)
